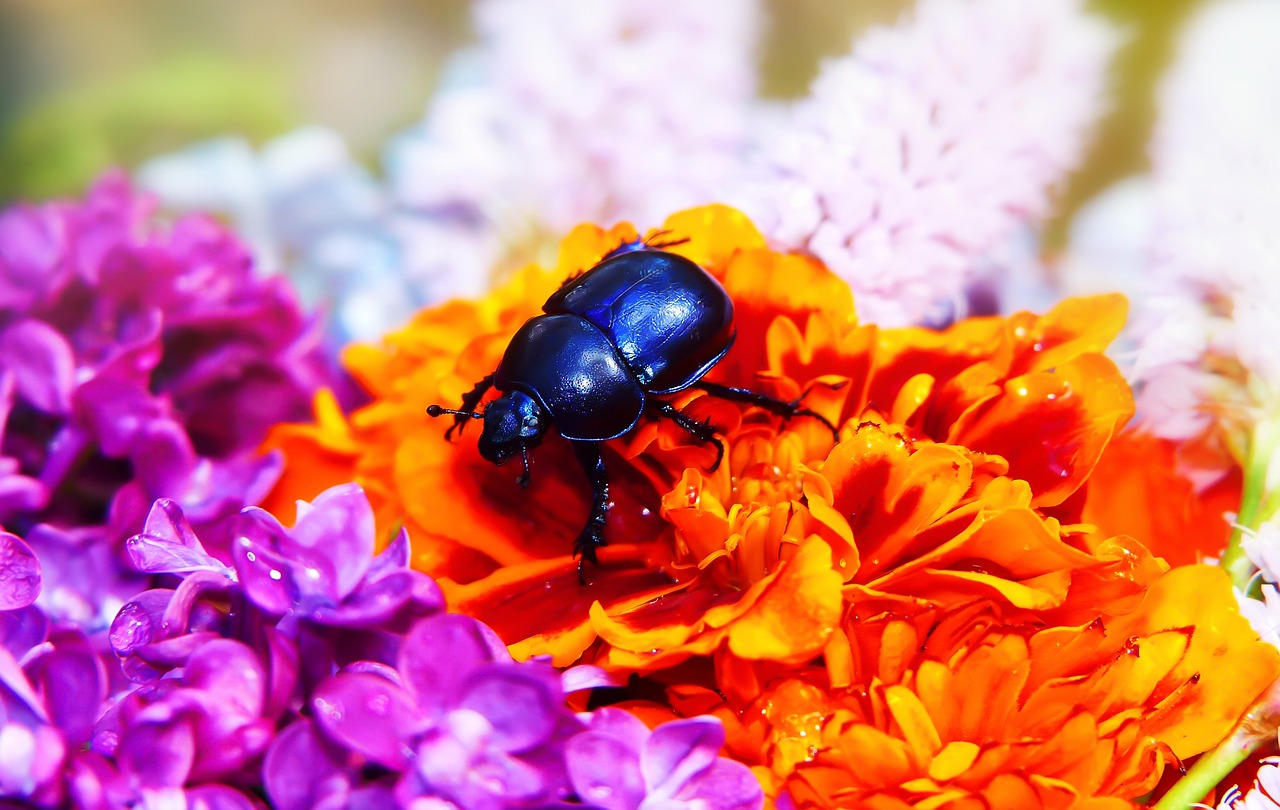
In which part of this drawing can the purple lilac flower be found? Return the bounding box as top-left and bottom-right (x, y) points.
(0, 172), (337, 629)
(0, 531), (134, 808)
(567, 709), (763, 810)
(730, 0), (1117, 326)
(90, 483), (760, 810)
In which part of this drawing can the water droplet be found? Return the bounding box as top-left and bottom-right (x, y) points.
(269, 569), (283, 581)
(640, 507), (652, 517)
(314, 697), (343, 723)
(245, 551), (257, 563)
(588, 785), (614, 800)
(367, 693), (390, 716)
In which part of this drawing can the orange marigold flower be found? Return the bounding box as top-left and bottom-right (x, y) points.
(262, 204), (1280, 805)
(265, 205), (1151, 668)
(677, 566), (1279, 809)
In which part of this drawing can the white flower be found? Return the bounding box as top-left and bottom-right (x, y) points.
(1217, 757), (1280, 809)
(138, 127), (485, 342)
(731, 0), (1117, 326)
(1124, 0), (1280, 440)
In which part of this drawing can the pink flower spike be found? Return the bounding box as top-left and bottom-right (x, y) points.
(733, 0), (1118, 326)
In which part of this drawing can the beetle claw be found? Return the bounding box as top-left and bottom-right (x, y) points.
(574, 530), (604, 585)
(706, 439), (726, 473)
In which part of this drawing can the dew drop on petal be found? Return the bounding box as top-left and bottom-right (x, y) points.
(586, 785), (614, 800)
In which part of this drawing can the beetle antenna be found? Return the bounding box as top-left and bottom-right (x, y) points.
(516, 443), (532, 488)
(426, 405), (483, 420)
(644, 229), (690, 250)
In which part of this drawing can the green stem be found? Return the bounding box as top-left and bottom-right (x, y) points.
(1220, 418), (1280, 592)
(1153, 724), (1260, 810)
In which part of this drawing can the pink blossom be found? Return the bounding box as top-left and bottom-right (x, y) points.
(732, 0), (1116, 326)
(388, 0), (761, 276)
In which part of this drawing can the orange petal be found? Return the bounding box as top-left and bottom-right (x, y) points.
(441, 544), (682, 666)
(949, 353), (1135, 507)
(1082, 430), (1240, 566)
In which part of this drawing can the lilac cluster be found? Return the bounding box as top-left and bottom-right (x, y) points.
(0, 172), (336, 629)
(0, 484), (762, 809)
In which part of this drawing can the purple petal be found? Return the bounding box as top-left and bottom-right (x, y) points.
(309, 570), (430, 628)
(0, 532), (40, 610)
(366, 528), (411, 579)
(641, 717), (724, 798)
(111, 588), (226, 682)
(0, 645), (46, 721)
(130, 417), (199, 498)
(0, 457), (47, 517)
(261, 627), (299, 721)
(64, 751), (130, 810)
(566, 731), (646, 810)
(288, 483), (375, 599)
(399, 614), (498, 715)
(0, 723), (65, 798)
(115, 717), (195, 788)
(561, 665), (618, 695)
(312, 672), (427, 769)
(0, 605), (48, 660)
(232, 531), (333, 615)
(456, 664), (562, 754)
(125, 499), (226, 575)
(0, 203), (69, 310)
(346, 783), (398, 810)
(24, 523), (143, 629)
(25, 630), (107, 747)
(264, 720), (350, 810)
(0, 318), (75, 415)
(126, 531), (226, 576)
(182, 639), (266, 719)
(340, 660), (403, 686)
(185, 784), (262, 810)
(671, 759), (764, 810)
(73, 376), (163, 458)
(412, 716), (548, 806)
(585, 707), (649, 753)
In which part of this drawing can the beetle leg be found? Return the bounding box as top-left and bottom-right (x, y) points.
(649, 401), (726, 472)
(442, 373), (496, 440)
(572, 441), (610, 584)
(694, 381), (843, 443)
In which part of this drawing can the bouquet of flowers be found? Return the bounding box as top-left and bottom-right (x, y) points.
(3, 1), (1279, 808)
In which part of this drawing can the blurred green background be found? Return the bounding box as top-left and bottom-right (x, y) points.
(0, 0), (1203, 237)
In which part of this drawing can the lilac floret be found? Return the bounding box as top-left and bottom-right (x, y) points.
(4, 484), (760, 809)
(0, 171), (339, 630)
(567, 710), (764, 810)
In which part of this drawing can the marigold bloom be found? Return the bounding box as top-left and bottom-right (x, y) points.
(269, 206), (1136, 660)
(264, 205), (1279, 806)
(693, 565), (1276, 808)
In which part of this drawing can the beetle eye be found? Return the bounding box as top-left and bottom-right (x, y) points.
(522, 415), (539, 430)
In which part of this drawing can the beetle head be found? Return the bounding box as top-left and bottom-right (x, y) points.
(478, 391), (548, 470)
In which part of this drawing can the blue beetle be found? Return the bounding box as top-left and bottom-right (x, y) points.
(428, 236), (836, 580)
